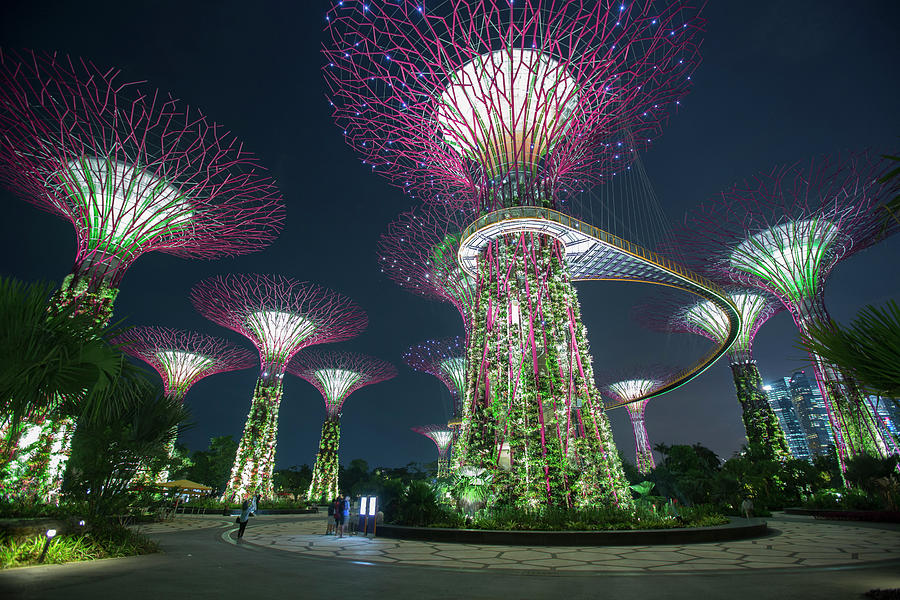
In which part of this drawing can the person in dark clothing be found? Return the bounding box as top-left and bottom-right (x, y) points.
(237, 499), (251, 539)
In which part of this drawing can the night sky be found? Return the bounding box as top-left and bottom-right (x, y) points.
(1, 1), (898, 470)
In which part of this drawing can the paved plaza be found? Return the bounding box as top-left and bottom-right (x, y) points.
(1, 512), (898, 599)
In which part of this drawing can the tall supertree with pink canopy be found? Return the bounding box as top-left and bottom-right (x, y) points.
(679, 151), (899, 468)
(600, 367), (674, 474)
(0, 49), (284, 496)
(404, 337), (467, 420)
(288, 351), (395, 502)
(412, 425), (455, 478)
(635, 287), (792, 461)
(378, 206), (479, 333)
(191, 274), (367, 500)
(324, 0), (705, 508)
(113, 327), (255, 482)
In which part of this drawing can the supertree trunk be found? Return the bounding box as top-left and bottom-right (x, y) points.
(794, 299), (889, 466)
(223, 377), (283, 501)
(458, 232), (631, 509)
(306, 415), (341, 502)
(625, 406), (655, 475)
(728, 362), (792, 461)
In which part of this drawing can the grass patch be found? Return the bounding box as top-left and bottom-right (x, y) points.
(0, 521), (158, 569)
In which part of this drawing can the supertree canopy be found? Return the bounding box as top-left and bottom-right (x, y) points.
(378, 206), (478, 332)
(404, 337), (467, 418)
(0, 49), (284, 499)
(636, 287), (792, 461)
(412, 425), (455, 478)
(113, 326), (255, 483)
(600, 367), (672, 474)
(191, 274), (367, 500)
(680, 151), (899, 467)
(288, 351), (396, 502)
(324, 0), (706, 509)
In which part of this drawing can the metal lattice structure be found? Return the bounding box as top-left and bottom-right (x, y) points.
(289, 351), (396, 502)
(600, 366), (673, 474)
(323, 0), (710, 509)
(191, 274), (367, 500)
(114, 327), (255, 400)
(324, 0), (704, 210)
(403, 337), (467, 419)
(379, 206), (479, 332)
(412, 425), (455, 478)
(0, 49), (284, 500)
(679, 151), (900, 467)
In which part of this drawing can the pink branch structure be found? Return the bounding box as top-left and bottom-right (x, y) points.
(411, 425), (455, 478)
(676, 151), (899, 467)
(289, 351), (396, 501)
(634, 287), (792, 461)
(403, 336), (467, 420)
(0, 49), (284, 499)
(323, 1), (705, 509)
(599, 366), (674, 474)
(113, 327), (255, 400)
(0, 49), (285, 322)
(191, 274), (367, 500)
(379, 206), (479, 332)
(323, 0), (705, 210)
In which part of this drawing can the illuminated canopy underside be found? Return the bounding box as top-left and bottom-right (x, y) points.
(686, 292), (768, 349)
(427, 429), (454, 450)
(246, 310), (317, 362)
(437, 48), (579, 176)
(609, 379), (658, 403)
(314, 368), (363, 406)
(58, 156), (194, 257)
(154, 350), (215, 391)
(731, 219), (838, 301)
(439, 357), (467, 398)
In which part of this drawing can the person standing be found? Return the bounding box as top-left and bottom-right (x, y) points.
(341, 495), (351, 537)
(237, 498), (251, 539)
(335, 495), (346, 538)
(325, 499), (336, 535)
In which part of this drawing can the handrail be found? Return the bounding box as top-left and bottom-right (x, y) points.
(459, 206), (741, 407)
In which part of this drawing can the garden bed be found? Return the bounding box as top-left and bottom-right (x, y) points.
(376, 518), (767, 546)
(784, 508), (900, 523)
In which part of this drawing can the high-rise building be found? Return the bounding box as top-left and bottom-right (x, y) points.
(867, 396), (900, 451)
(788, 371), (835, 458)
(764, 379), (811, 461)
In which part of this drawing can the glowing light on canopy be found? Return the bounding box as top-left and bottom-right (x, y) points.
(608, 379), (659, 402)
(437, 49), (579, 176)
(58, 156), (193, 258)
(623, 398), (650, 419)
(246, 310), (317, 363)
(439, 357), (467, 399)
(731, 219), (838, 304)
(314, 368), (363, 408)
(154, 350), (215, 392)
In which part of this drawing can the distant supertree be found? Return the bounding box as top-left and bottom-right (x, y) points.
(113, 326), (255, 482)
(324, 0), (705, 509)
(404, 337), (467, 419)
(191, 274), (367, 500)
(680, 152), (898, 467)
(412, 425), (455, 478)
(636, 288), (792, 461)
(288, 351), (396, 502)
(0, 49), (284, 497)
(600, 367), (673, 474)
(378, 206), (478, 333)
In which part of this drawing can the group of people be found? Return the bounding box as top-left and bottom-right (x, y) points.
(325, 494), (355, 538)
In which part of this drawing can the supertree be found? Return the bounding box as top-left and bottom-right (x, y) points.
(404, 337), (467, 419)
(378, 205), (479, 333)
(288, 351), (396, 502)
(635, 288), (793, 461)
(680, 151), (899, 468)
(324, 0), (705, 508)
(412, 425), (455, 478)
(600, 368), (673, 474)
(113, 326), (256, 482)
(0, 49), (285, 496)
(191, 274), (367, 500)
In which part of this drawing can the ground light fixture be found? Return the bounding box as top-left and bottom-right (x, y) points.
(38, 529), (57, 563)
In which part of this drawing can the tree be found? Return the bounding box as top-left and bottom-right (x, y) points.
(183, 436), (238, 493)
(274, 465), (312, 496)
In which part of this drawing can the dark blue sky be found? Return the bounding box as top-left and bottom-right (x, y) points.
(1, 1), (898, 469)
